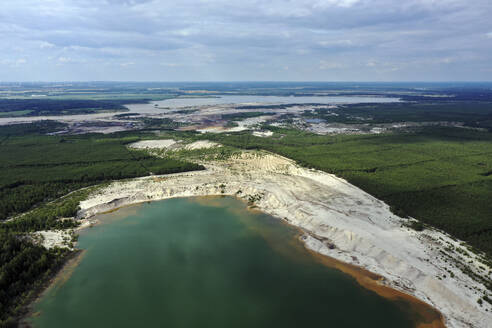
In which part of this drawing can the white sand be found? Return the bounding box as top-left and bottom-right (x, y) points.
(33, 230), (73, 249)
(69, 146), (490, 327)
(252, 131), (274, 137)
(129, 139), (222, 151)
(128, 139), (177, 149)
(183, 140), (221, 150)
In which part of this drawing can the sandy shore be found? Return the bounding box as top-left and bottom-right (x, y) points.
(72, 147), (491, 327)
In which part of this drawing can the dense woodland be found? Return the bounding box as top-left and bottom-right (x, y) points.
(0, 122), (204, 326)
(0, 230), (70, 327)
(138, 117), (187, 130)
(0, 99), (140, 117)
(221, 112), (275, 120)
(301, 101), (492, 130)
(233, 100), (492, 130)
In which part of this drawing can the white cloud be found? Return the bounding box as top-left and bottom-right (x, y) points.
(0, 58), (28, 67)
(39, 41), (55, 49)
(438, 57), (454, 64)
(160, 62), (180, 67)
(296, 48), (310, 55)
(319, 60), (344, 70)
(313, 0), (361, 9)
(58, 57), (72, 63)
(318, 39), (354, 47)
(0, 0), (491, 80)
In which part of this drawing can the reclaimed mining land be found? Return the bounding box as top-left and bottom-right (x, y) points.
(1, 82), (491, 327)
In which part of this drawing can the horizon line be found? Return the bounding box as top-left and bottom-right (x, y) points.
(1, 80), (492, 84)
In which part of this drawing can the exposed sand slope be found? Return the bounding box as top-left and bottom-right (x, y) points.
(184, 140), (221, 150)
(128, 139), (177, 149)
(32, 230), (73, 249)
(252, 130), (274, 137)
(128, 139), (221, 151)
(78, 147), (491, 328)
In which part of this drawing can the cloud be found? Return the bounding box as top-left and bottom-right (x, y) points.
(314, 0), (361, 9)
(0, 58), (28, 68)
(160, 62), (180, 67)
(318, 40), (354, 48)
(319, 60), (345, 70)
(0, 0), (490, 80)
(58, 57), (73, 63)
(39, 41), (55, 49)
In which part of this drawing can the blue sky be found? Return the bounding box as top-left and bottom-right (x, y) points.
(1, 0), (491, 81)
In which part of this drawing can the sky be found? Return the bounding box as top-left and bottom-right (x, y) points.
(1, 0), (491, 81)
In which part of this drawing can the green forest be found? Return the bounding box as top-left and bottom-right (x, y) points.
(0, 125), (203, 221)
(0, 99), (141, 117)
(300, 101), (492, 130)
(0, 230), (70, 327)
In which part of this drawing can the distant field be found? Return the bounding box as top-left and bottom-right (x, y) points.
(197, 127), (492, 258)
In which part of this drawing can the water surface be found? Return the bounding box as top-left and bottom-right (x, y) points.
(32, 197), (422, 328)
(154, 95), (400, 108)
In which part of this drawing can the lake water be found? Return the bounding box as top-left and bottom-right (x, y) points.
(154, 95), (400, 108)
(31, 197), (422, 328)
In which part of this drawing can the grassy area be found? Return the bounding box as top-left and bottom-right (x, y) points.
(196, 127), (492, 257)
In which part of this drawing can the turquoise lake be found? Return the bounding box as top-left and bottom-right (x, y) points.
(31, 197), (420, 328)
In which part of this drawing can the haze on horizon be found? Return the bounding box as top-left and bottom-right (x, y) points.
(1, 0), (491, 82)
